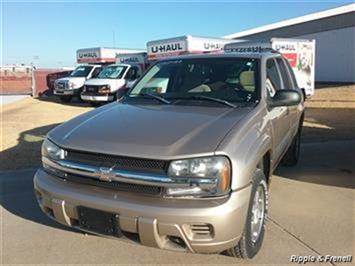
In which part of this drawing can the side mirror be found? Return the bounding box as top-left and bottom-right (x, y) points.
(116, 87), (129, 100)
(269, 90), (301, 107)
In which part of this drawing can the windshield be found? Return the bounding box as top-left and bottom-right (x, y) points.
(127, 58), (259, 105)
(70, 66), (93, 77)
(97, 65), (127, 79)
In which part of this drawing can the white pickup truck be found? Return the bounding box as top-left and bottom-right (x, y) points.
(53, 64), (103, 102)
(81, 52), (146, 105)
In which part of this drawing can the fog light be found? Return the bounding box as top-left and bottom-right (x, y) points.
(165, 186), (202, 196)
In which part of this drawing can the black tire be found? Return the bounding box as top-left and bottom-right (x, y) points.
(60, 96), (72, 102)
(281, 129), (301, 166)
(226, 169), (268, 259)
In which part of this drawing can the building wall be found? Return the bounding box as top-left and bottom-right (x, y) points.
(229, 12), (355, 82)
(297, 26), (355, 82)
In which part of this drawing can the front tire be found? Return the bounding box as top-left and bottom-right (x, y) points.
(59, 96), (72, 102)
(226, 169), (268, 259)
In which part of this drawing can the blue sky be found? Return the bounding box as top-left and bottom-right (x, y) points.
(2, 1), (352, 67)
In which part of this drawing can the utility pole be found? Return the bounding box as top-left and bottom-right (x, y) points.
(112, 30), (116, 48)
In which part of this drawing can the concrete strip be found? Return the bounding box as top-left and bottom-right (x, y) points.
(0, 95), (30, 106)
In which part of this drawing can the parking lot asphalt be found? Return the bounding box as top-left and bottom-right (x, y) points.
(1, 140), (353, 265)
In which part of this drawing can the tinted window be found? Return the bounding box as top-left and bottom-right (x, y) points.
(126, 67), (138, 80)
(70, 66), (93, 77)
(283, 59), (299, 88)
(91, 67), (102, 78)
(266, 59), (282, 97)
(97, 65), (127, 79)
(276, 58), (293, 89)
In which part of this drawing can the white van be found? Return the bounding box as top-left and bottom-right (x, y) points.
(147, 35), (234, 61)
(224, 38), (316, 97)
(81, 52), (147, 105)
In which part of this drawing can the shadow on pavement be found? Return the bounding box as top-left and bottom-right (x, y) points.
(0, 168), (79, 233)
(275, 140), (355, 189)
(36, 94), (91, 108)
(0, 123), (81, 233)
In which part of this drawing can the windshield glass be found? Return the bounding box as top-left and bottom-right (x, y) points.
(70, 66), (93, 77)
(97, 65), (127, 79)
(127, 58), (259, 105)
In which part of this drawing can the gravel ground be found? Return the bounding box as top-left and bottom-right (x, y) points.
(1, 85), (354, 170)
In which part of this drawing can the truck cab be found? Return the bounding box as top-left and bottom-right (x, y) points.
(53, 64), (103, 102)
(81, 64), (141, 105)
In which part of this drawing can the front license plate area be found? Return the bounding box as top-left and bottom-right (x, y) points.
(77, 206), (121, 236)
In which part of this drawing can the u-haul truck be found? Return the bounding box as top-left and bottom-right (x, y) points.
(81, 51), (146, 105)
(116, 52), (148, 74)
(54, 47), (143, 103)
(224, 38), (316, 97)
(147, 35), (234, 61)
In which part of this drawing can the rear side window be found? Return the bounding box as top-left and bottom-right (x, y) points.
(91, 67), (102, 78)
(266, 59), (282, 97)
(283, 58), (299, 88)
(276, 58), (293, 90)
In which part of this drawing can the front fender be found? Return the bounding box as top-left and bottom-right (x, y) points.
(215, 104), (272, 190)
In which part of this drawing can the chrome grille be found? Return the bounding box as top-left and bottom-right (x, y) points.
(55, 172), (163, 196)
(66, 150), (168, 174)
(85, 85), (100, 93)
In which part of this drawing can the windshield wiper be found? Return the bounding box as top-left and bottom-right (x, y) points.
(189, 95), (237, 108)
(137, 92), (171, 104)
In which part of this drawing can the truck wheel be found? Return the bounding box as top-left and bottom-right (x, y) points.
(226, 169), (268, 259)
(281, 129), (301, 166)
(60, 96), (72, 103)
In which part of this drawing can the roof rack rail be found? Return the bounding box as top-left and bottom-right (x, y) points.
(224, 46), (279, 54)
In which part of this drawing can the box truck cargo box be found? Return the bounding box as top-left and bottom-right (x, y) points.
(224, 38), (315, 97)
(76, 47), (145, 64)
(147, 35), (233, 61)
(116, 52), (148, 73)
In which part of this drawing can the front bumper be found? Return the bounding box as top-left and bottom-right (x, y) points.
(54, 88), (80, 96)
(33, 168), (251, 254)
(81, 92), (114, 102)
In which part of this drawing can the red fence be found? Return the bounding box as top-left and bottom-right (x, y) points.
(0, 67), (72, 97)
(0, 66), (33, 95)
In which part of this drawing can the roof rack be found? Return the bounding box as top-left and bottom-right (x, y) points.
(224, 46), (279, 54)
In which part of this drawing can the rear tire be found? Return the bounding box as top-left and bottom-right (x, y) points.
(281, 129), (301, 166)
(226, 169), (268, 259)
(60, 96), (72, 102)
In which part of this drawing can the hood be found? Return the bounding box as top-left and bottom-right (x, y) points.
(49, 103), (252, 160)
(84, 78), (126, 91)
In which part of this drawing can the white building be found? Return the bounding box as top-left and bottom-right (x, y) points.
(224, 4), (355, 83)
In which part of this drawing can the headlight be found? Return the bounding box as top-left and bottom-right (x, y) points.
(166, 156), (231, 197)
(98, 85), (111, 94)
(69, 82), (75, 89)
(41, 138), (65, 161)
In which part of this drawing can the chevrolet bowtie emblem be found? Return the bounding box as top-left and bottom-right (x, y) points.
(97, 166), (116, 182)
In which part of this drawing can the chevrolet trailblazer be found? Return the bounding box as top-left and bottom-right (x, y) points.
(34, 50), (304, 259)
